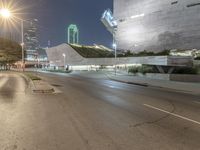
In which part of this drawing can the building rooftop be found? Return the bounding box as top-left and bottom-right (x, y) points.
(69, 44), (114, 58)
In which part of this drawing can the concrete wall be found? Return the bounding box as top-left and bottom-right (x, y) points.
(170, 74), (200, 82)
(114, 0), (200, 52)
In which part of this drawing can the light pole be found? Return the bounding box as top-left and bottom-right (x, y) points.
(21, 19), (25, 71)
(63, 53), (66, 70)
(113, 34), (117, 76)
(0, 8), (25, 71)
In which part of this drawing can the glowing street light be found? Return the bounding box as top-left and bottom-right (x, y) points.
(112, 42), (117, 76)
(112, 43), (117, 49)
(0, 8), (11, 18)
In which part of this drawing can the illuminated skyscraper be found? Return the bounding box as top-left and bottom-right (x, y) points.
(24, 19), (39, 61)
(67, 24), (79, 44)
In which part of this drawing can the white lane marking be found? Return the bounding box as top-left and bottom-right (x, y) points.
(144, 104), (200, 126)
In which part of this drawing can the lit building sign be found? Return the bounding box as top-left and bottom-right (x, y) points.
(67, 24), (79, 44)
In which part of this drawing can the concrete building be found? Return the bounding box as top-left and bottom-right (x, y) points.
(46, 43), (192, 71)
(113, 0), (200, 52)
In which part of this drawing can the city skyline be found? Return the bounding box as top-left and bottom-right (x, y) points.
(19, 0), (113, 48)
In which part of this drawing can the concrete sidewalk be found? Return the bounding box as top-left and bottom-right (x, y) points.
(107, 73), (200, 95)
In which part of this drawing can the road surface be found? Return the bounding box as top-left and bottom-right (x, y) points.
(0, 71), (200, 150)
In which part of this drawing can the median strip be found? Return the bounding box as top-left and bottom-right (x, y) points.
(24, 73), (55, 94)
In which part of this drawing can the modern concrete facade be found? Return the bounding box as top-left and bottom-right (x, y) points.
(114, 0), (200, 52)
(46, 44), (192, 70)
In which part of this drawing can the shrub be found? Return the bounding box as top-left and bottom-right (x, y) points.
(138, 65), (155, 74)
(156, 50), (170, 56)
(128, 66), (139, 74)
(0, 38), (22, 66)
(99, 65), (106, 69)
(46, 69), (72, 73)
(121, 50), (170, 57)
(70, 44), (170, 58)
(173, 67), (199, 75)
(70, 44), (114, 58)
(194, 57), (200, 60)
(128, 65), (156, 74)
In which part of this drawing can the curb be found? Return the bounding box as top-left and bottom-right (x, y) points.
(33, 88), (55, 94)
(109, 78), (149, 87)
(106, 74), (199, 95)
(18, 72), (35, 93)
(22, 73), (55, 94)
(32, 80), (55, 94)
(105, 73), (148, 87)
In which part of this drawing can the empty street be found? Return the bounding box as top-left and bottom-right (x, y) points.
(0, 72), (199, 150)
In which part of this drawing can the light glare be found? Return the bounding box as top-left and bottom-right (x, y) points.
(130, 13), (145, 19)
(113, 43), (117, 49)
(0, 8), (12, 18)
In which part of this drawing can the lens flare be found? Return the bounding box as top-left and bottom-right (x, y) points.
(0, 0), (26, 34)
(0, 8), (11, 18)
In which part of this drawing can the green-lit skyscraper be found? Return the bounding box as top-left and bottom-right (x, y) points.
(67, 24), (79, 44)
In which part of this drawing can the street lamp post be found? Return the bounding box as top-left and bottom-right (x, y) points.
(113, 34), (117, 76)
(0, 8), (25, 71)
(63, 53), (66, 70)
(21, 19), (25, 71)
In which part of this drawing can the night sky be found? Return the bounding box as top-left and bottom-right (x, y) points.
(20, 0), (113, 47)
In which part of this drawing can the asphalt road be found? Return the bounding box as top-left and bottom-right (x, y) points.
(0, 71), (200, 150)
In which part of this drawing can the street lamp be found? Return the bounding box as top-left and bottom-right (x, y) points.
(113, 40), (117, 76)
(63, 53), (66, 70)
(0, 8), (25, 71)
(0, 8), (11, 18)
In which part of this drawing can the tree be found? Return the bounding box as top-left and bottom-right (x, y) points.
(0, 38), (22, 70)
